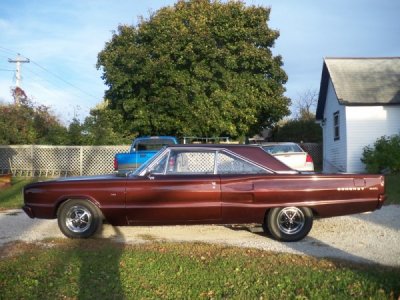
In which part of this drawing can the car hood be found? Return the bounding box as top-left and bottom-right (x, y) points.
(24, 174), (123, 190)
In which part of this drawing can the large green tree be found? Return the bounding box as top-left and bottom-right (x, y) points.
(82, 102), (133, 145)
(97, 0), (290, 138)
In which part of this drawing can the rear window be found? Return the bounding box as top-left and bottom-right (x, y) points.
(262, 144), (303, 154)
(135, 139), (175, 151)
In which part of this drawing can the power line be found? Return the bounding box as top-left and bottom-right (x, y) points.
(0, 53), (12, 59)
(0, 46), (16, 55)
(30, 60), (99, 100)
(0, 46), (100, 101)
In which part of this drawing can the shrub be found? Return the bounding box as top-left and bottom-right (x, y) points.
(361, 134), (400, 174)
(272, 119), (322, 143)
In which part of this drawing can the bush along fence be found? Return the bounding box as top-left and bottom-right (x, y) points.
(0, 145), (129, 177)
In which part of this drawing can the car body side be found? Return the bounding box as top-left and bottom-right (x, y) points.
(23, 162), (385, 227)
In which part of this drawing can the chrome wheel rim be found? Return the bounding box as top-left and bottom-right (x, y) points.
(277, 207), (305, 235)
(65, 205), (92, 233)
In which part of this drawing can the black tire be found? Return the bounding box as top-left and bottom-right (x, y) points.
(57, 199), (102, 238)
(261, 221), (270, 236)
(265, 207), (313, 242)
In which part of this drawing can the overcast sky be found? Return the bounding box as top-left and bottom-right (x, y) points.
(0, 0), (399, 124)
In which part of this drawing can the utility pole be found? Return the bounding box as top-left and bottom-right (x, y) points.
(8, 53), (30, 105)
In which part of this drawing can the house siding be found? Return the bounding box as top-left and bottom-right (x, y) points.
(322, 79), (347, 173)
(346, 105), (400, 173)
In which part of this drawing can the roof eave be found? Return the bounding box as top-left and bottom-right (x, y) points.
(316, 62), (329, 120)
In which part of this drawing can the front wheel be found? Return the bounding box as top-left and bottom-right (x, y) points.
(265, 207), (313, 242)
(57, 199), (102, 238)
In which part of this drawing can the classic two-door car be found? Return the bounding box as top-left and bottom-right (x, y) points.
(23, 144), (386, 242)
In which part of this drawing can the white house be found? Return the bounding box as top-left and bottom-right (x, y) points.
(316, 57), (400, 173)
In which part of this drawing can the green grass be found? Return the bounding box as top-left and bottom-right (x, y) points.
(0, 240), (399, 299)
(386, 174), (400, 204)
(0, 177), (44, 210)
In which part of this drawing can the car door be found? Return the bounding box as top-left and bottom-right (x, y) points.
(125, 149), (221, 224)
(217, 150), (271, 223)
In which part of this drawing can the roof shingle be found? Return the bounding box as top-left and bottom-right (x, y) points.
(316, 57), (400, 120)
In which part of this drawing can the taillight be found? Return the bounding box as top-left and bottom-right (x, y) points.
(114, 158), (118, 170)
(378, 194), (387, 208)
(306, 154), (313, 163)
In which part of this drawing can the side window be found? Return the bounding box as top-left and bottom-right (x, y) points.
(217, 152), (267, 174)
(166, 151), (216, 174)
(333, 111), (340, 141)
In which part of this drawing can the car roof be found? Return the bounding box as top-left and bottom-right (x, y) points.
(165, 144), (295, 173)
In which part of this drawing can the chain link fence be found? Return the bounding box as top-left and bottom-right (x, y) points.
(0, 145), (129, 177)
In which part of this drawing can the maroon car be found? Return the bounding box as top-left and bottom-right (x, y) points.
(23, 145), (386, 242)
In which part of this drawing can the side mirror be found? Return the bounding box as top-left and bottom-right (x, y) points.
(143, 169), (155, 179)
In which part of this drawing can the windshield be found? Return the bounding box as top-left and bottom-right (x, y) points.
(130, 147), (167, 176)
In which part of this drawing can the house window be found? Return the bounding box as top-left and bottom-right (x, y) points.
(333, 111), (340, 141)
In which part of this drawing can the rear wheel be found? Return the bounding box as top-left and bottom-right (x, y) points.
(265, 207), (313, 242)
(57, 199), (102, 238)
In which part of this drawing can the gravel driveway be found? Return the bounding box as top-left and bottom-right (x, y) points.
(1, 205), (399, 266)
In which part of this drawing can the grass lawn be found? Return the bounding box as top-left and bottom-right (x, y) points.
(0, 177), (45, 210)
(0, 240), (399, 299)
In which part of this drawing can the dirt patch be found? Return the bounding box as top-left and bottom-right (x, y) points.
(0, 241), (41, 259)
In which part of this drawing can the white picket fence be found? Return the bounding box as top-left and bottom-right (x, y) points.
(0, 145), (129, 177)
